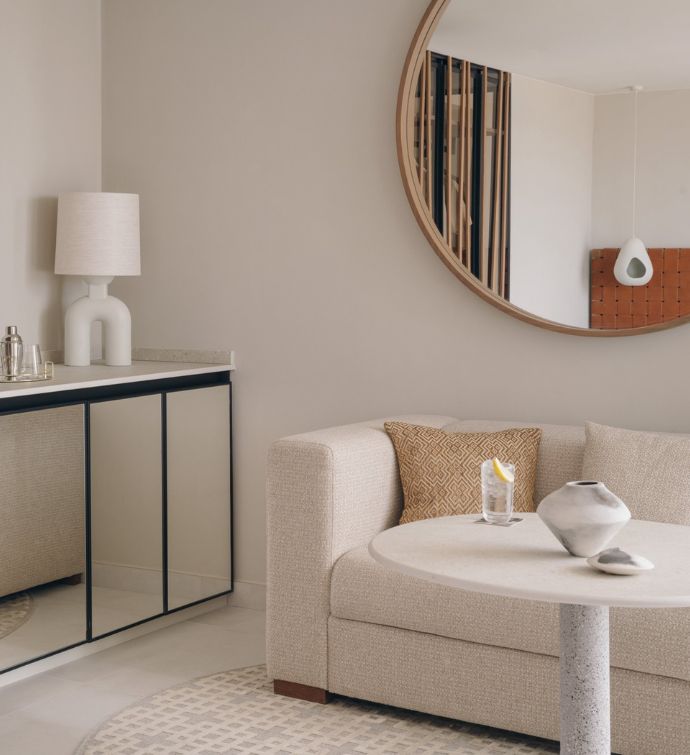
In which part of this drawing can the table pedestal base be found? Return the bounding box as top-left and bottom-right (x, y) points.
(560, 604), (610, 755)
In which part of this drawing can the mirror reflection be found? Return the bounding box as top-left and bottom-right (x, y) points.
(0, 407), (86, 670)
(167, 387), (231, 610)
(0, 381), (232, 672)
(418, 0), (690, 329)
(91, 396), (163, 637)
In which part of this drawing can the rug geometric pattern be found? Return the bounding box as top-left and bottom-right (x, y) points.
(0, 592), (32, 640)
(76, 664), (558, 754)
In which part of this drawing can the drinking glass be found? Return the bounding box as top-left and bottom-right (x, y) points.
(481, 459), (515, 524)
(23, 345), (42, 376)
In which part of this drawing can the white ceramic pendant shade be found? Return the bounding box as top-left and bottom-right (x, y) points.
(614, 237), (653, 286)
(614, 86), (653, 288)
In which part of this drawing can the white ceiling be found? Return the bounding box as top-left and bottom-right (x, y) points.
(430, 0), (690, 94)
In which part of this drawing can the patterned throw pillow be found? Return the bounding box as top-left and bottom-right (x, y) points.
(384, 422), (542, 524)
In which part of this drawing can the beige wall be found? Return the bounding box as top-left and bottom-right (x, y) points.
(0, 0), (101, 349)
(510, 75), (594, 327)
(102, 0), (690, 588)
(592, 89), (690, 247)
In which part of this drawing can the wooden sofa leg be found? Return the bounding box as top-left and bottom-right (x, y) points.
(273, 679), (332, 704)
(60, 573), (83, 586)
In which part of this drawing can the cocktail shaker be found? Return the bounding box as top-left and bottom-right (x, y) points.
(1, 326), (23, 378)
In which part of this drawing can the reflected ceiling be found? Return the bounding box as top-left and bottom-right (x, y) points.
(431, 0), (690, 93)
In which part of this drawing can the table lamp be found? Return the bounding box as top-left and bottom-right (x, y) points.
(55, 192), (140, 366)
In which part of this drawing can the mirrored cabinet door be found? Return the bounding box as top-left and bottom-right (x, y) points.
(167, 386), (231, 610)
(0, 406), (86, 671)
(90, 395), (163, 636)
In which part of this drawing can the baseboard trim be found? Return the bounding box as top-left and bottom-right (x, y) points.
(91, 565), (263, 611)
(228, 580), (265, 610)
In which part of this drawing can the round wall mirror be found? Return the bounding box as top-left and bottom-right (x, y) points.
(398, 0), (690, 335)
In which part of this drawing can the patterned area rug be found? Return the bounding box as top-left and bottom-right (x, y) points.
(77, 664), (558, 754)
(0, 592), (32, 639)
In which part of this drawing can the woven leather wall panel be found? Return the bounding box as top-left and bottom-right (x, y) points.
(590, 248), (690, 329)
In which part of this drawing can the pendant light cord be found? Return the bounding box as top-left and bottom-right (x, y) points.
(632, 86), (640, 238)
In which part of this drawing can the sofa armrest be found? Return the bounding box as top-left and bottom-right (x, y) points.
(266, 414), (457, 689)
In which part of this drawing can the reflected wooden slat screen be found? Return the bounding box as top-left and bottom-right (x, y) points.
(479, 65), (487, 287)
(414, 53), (511, 299)
(490, 72), (504, 294)
(463, 61), (472, 267)
(424, 52), (431, 207)
(457, 60), (467, 266)
(499, 75), (511, 297)
(445, 55), (452, 248)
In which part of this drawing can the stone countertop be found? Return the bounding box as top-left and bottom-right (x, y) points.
(0, 360), (233, 400)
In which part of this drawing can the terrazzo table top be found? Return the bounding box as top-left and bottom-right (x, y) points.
(369, 513), (690, 608)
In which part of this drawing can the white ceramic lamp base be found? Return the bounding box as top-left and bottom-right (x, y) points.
(64, 277), (132, 366)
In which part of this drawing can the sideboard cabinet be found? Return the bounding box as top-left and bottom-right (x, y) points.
(0, 361), (232, 673)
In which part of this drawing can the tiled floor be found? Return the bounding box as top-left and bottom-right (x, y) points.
(0, 605), (266, 755)
(0, 582), (172, 670)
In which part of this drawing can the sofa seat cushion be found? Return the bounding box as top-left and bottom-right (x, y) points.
(331, 545), (690, 683)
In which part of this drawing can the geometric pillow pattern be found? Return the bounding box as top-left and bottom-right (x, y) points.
(384, 422), (542, 524)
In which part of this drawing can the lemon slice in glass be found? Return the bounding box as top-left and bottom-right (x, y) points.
(492, 457), (514, 484)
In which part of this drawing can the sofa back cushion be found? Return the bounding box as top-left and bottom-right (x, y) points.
(385, 421), (542, 523)
(443, 420), (585, 505)
(582, 421), (690, 525)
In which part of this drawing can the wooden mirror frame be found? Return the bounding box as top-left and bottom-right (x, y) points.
(397, 0), (690, 337)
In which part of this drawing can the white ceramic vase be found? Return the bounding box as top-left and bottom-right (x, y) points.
(537, 481), (631, 557)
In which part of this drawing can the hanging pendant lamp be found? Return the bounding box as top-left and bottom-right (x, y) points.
(614, 86), (653, 286)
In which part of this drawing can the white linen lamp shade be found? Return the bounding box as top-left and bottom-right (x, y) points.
(55, 192), (141, 367)
(55, 192), (140, 276)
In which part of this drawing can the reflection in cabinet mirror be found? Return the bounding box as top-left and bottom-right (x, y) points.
(90, 395), (163, 637)
(167, 386), (231, 610)
(0, 406), (85, 671)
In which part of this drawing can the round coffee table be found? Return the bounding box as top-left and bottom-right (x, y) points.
(368, 513), (690, 755)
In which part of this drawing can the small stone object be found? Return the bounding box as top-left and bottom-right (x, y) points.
(587, 547), (655, 575)
(537, 480), (631, 557)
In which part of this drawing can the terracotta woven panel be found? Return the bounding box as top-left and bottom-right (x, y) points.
(590, 248), (690, 329)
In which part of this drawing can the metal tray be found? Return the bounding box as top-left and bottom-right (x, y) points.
(0, 361), (54, 383)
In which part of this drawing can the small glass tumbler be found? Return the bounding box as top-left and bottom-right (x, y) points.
(23, 345), (42, 376)
(481, 459), (515, 524)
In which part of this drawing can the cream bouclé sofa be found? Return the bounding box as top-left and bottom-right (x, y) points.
(266, 416), (690, 755)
